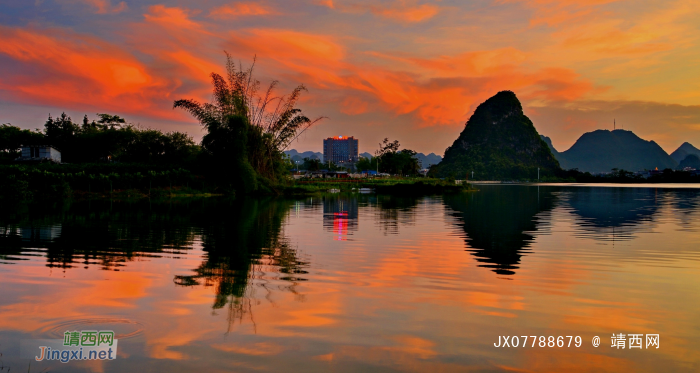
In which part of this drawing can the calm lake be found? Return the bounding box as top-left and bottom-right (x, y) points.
(1, 185), (699, 372)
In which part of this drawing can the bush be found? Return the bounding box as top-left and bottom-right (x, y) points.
(0, 175), (33, 201)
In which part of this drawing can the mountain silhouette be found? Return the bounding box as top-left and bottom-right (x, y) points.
(415, 152), (442, 168)
(542, 130), (677, 173)
(430, 91), (560, 180)
(284, 149), (323, 162)
(678, 154), (700, 169)
(670, 142), (700, 164)
(540, 135), (560, 156)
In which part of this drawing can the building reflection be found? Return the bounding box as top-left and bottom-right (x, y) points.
(322, 196), (358, 240)
(19, 224), (62, 242)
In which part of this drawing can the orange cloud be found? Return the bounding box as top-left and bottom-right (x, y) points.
(4, 0), (698, 151)
(514, 0), (699, 61)
(209, 2), (276, 18)
(224, 28), (347, 89)
(499, 0), (620, 27)
(0, 25), (177, 118)
(341, 96), (370, 115)
(222, 27), (595, 127)
(370, 3), (439, 22)
(319, 0), (441, 23)
(348, 51), (594, 126)
(144, 5), (202, 30)
(316, 0), (335, 9)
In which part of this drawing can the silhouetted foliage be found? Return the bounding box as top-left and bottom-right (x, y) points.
(370, 138), (421, 175)
(0, 124), (45, 162)
(302, 157), (321, 171)
(174, 53), (324, 189)
(31, 113), (200, 164)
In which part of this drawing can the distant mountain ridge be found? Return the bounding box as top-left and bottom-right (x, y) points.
(430, 91), (560, 179)
(415, 153), (442, 169)
(284, 149), (323, 163)
(670, 142), (700, 163)
(678, 154), (700, 169)
(541, 130), (677, 173)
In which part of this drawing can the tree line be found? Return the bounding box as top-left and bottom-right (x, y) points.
(1, 114), (199, 165)
(1, 53), (324, 199)
(356, 138), (420, 175)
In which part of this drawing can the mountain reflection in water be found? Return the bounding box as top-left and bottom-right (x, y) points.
(444, 186), (557, 275)
(444, 185), (700, 275)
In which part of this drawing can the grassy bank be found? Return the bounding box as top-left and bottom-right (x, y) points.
(0, 164), (212, 202)
(282, 178), (475, 196)
(0, 163), (477, 203)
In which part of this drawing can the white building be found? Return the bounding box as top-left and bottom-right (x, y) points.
(19, 145), (61, 163)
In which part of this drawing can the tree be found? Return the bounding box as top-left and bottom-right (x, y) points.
(97, 114), (126, 129)
(174, 53), (324, 182)
(375, 138), (400, 157)
(0, 124), (45, 161)
(302, 157), (321, 171)
(200, 115), (257, 193)
(356, 156), (377, 172)
(44, 113), (80, 152)
(373, 138), (420, 176)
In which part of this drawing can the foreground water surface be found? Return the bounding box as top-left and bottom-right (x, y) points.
(1, 185), (699, 372)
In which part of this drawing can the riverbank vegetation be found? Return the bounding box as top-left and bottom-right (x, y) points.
(558, 168), (700, 183)
(283, 178), (474, 196)
(355, 138), (421, 175)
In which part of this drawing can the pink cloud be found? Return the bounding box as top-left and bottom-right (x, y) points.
(63, 0), (128, 14)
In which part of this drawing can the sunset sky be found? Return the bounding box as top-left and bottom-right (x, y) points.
(2, 0), (700, 155)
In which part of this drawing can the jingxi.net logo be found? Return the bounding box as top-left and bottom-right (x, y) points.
(21, 330), (118, 363)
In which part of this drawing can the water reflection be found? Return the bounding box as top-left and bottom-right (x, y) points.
(563, 187), (661, 241)
(1, 187), (700, 372)
(0, 201), (198, 269)
(667, 189), (700, 230)
(444, 186), (557, 275)
(374, 195), (421, 234)
(322, 196), (358, 240)
(175, 199), (308, 329)
(0, 198), (308, 324)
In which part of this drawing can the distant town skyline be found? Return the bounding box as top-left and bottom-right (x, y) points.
(2, 0), (700, 155)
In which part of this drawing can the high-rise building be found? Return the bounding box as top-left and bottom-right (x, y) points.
(323, 136), (358, 165)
